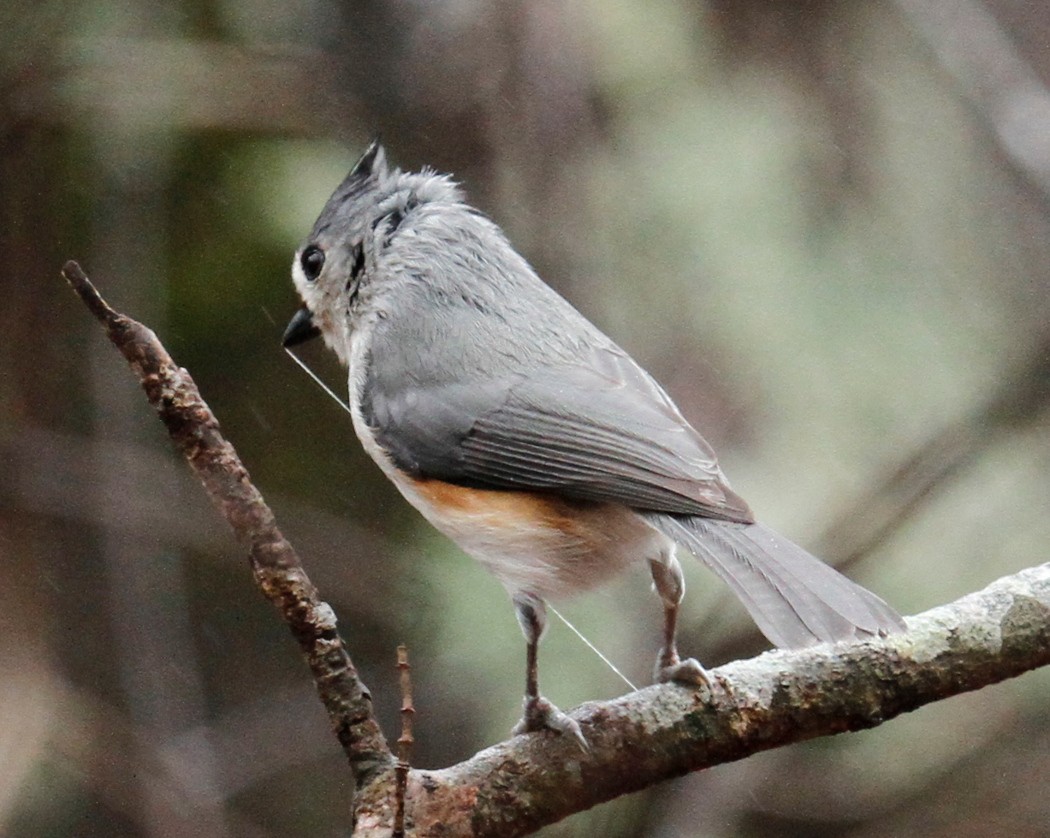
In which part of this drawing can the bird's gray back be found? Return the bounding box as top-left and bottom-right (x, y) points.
(356, 203), (753, 521)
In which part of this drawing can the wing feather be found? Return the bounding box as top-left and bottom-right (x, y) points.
(364, 342), (753, 521)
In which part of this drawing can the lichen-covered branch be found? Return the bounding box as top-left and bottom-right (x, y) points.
(64, 260), (1050, 837)
(62, 260), (392, 789)
(395, 564), (1049, 837)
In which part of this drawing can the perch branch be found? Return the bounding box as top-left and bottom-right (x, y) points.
(400, 564), (1050, 837)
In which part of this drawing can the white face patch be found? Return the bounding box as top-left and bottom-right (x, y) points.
(289, 243), (356, 367)
(291, 253), (308, 295)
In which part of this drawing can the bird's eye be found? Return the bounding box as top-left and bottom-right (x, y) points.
(300, 245), (325, 282)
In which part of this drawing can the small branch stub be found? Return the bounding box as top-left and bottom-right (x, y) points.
(394, 644), (415, 838)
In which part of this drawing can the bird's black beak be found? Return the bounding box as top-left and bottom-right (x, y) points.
(282, 306), (321, 347)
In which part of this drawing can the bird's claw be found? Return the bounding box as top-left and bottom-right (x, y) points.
(513, 695), (588, 750)
(657, 656), (714, 693)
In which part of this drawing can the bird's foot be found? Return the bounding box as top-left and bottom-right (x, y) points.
(657, 656), (714, 692)
(513, 695), (588, 750)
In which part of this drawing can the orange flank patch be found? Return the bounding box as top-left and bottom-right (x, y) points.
(409, 477), (585, 533)
(402, 477), (667, 598)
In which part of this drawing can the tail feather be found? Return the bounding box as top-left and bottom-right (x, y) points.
(648, 514), (905, 649)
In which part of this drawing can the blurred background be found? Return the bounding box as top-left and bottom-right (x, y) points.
(2, 0), (1050, 835)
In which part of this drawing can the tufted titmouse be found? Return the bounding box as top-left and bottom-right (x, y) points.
(283, 141), (905, 742)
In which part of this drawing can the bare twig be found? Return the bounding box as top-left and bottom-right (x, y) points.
(393, 645), (414, 838)
(61, 260), (392, 789)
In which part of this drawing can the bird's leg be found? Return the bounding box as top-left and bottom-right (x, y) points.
(511, 594), (587, 748)
(649, 553), (711, 688)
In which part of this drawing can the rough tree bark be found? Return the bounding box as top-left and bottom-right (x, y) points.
(64, 261), (1050, 837)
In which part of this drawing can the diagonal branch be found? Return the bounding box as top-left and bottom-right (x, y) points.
(61, 260), (393, 790)
(64, 259), (1050, 836)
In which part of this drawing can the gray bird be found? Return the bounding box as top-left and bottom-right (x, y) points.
(283, 141), (905, 742)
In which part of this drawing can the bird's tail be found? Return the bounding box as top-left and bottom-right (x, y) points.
(647, 514), (905, 649)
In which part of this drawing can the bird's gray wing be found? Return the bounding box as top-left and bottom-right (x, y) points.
(363, 342), (754, 521)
